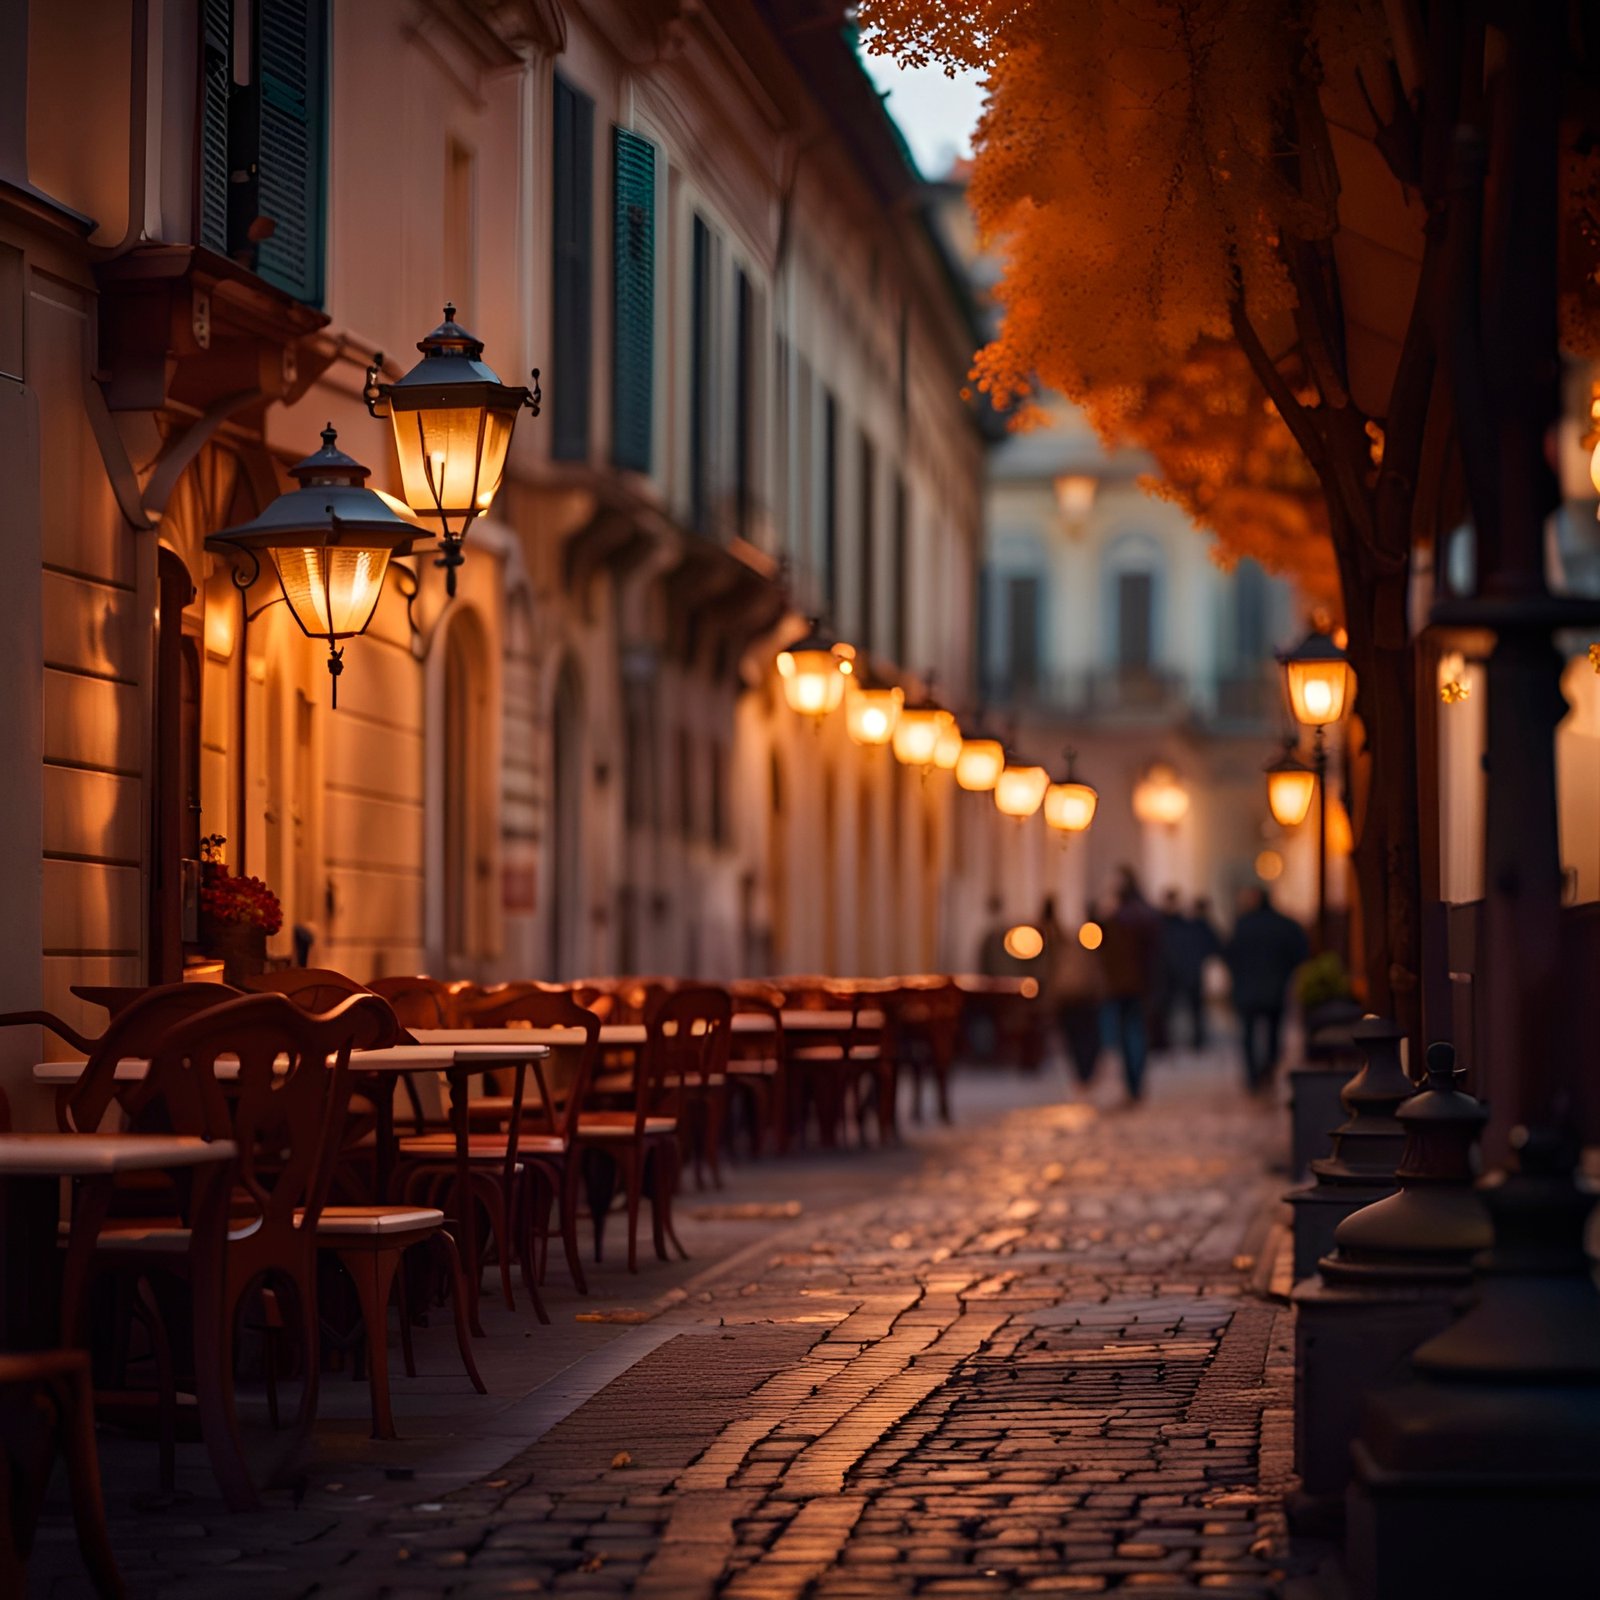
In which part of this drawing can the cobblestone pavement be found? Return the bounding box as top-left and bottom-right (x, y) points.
(32, 1055), (1293, 1598)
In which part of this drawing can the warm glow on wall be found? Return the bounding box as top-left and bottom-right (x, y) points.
(845, 680), (904, 746)
(1132, 763), (1189, 826)
(1003, 924), (1044, 960)
(994, 760), (1049, 819)
(955, 736), (1005, 792)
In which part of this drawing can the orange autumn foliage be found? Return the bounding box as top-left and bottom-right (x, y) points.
(859, 0), (1386, 601)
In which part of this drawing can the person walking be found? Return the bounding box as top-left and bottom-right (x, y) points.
(1042, 895), (1104, 1089)
(1225, 886), (1311, 1093)
(1162, 892), (1223, 1050)
(1099, 867), (1163, 1101)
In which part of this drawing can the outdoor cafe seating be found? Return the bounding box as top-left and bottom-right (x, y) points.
(0, 965), (1037, 1571)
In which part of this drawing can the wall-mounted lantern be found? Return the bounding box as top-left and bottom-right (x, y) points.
(207, 425), (421, 706)
(364, 305), (540, 596)
(776, 622), (850, 722)
(1044, 749), (1098, 835)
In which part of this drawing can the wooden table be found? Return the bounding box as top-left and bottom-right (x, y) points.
(0, 1134), (236, 1352)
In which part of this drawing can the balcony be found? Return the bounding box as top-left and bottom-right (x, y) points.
(981, 665), (1280, 732)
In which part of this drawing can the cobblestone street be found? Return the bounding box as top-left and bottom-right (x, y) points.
(32, 1056), (1292, 1599)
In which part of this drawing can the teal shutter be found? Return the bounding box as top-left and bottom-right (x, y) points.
(198, 0), (233, 254)
(551, 76), (594, 462)
(252, 0), (328, 305)
(611, 127), (656, 474)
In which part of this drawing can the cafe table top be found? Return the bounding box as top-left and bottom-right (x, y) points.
(408, 1010), (881, 1051)
(32, 1042), (548, 1086)
(0, 1132), (237, 1176)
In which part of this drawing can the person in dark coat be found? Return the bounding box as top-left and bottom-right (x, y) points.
(1225, 887), (1311, 1092)
(1099, 867), (1163, 1101)
(1162, 893), (1222, 1049)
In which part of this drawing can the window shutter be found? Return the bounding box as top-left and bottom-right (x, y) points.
(611, 127), (655, 474)
(198, 0), (232, 255)
(252, 0), (328, 305)
(551, 76), (594, 462)
(689, 214), (712, 531)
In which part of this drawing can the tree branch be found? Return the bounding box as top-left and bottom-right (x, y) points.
(1228, 298), (1327, 473)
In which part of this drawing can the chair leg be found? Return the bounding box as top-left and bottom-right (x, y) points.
(58, 1357), (127, 1600)
(585, 1150), (617, 1264)
(133, 1276), (176, 1495)
(653, 1141), (690, 1262)
(559, 1158), (589, 1295)
(397, 1265), (417, 1380)
(431, 1231), (487, 1396)
(340, 1247), (401, 1441)
(189, 1267), (258, 1513)
(623, 1148), (643, 1274)
(705, 1092), (727, 1189)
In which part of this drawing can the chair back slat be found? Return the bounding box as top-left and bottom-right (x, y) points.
(641, 986), (732, 1130)
(461, 989), (602, 1143)
(150, 991), (393, 1235)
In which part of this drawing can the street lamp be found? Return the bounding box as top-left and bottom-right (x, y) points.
(364, 305), (540, 596)
(207, 425), (422, 706)
(1265, 743), (1316, 828)
(776, 622), (849, 722)
(845, 670), (904, 747)
(1044, 749), (1098, 836)
(1132, 763), (1190, 827)
(892, 686), (954, 769)
(955, 725), (1005, 792)
(994, 754), (1049, 819)
(1281, 627), (1355, 949)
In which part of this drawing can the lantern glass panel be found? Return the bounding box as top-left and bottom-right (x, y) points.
(392, 402), (515, 533)
(1045, 780), (1098, 832)
(933, 721), (964, 770)
(778, 648), (846, 716)
(272, 545), (391, 639)
(1266, 766), (1316, 828)
(955, 738), (1004, 791)
(846, 684), (903, 746)
(893, 707), (952, 766)
(1285, 656), (1352, 726)
(995, 764), (1049, 818)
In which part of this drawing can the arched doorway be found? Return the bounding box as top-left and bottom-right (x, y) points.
(549, 656), (584, 978)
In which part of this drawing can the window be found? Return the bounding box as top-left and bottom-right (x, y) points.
(773, 330), (789, 551)
(891, 475), (908, 665)
(198, 0), (329, 305)
(858, 432), (875, 650)
(1234, 558), (1268, 663)
(1006, 574), (1041, 696)
(822, 391), (839, 619)
(551, 76), (594, 461)
(611, 126), (655, 473)
(677, 726), (695, 838)
(734, 268), (754, 539)
(1117, 570), (1155, 672)
(444, 138), (476, 313)
(690, 215), (714, 532)
(796, 354), (814, 576)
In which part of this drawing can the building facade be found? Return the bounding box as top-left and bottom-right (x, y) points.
(0, 0), (989, 1114)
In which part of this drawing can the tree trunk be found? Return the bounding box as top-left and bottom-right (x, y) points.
(1331, 518), (1423, 1059)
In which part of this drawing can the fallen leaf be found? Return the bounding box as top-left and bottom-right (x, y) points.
(611, 1451), (632, 1469)
(578, 1555), (605, 1573)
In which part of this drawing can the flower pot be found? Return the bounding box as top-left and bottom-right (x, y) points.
(206, 921), (268, 985)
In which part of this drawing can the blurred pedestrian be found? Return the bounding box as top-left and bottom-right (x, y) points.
(1041, 895), (1104, 1088)
(1161, 892), (1222, 1050)
(1099, 867), (1163, 1101)
(1225, 886), (1310, 1093)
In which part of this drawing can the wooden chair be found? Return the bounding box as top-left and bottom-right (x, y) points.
(576, 986), (728, 1270)
(787, 984), (892, 1149)
(90, 992), (393, 1506)
(454, 987), (602, 1294)
(727, 983), (788, 1157)
(896, 977), (964, 1125)
(0, 1349), (123, 1598)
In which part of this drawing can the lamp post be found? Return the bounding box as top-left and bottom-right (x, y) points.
(364, 305), (540, 596)
(1280, 628), (1354, 951)
(207, 425), (423, 706)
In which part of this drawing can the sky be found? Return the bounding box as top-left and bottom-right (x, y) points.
(858, 48), (985, 180)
